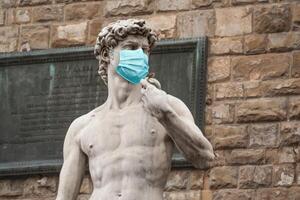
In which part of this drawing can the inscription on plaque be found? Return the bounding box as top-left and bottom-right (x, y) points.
(0, 38), (207, 175)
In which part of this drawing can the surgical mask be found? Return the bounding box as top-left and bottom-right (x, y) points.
(115, 48), (149, 84)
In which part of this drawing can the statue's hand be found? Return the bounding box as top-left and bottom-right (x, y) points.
(140, 79), (172, 119)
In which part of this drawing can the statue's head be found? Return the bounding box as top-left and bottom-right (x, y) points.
(94, 19), (158, 85)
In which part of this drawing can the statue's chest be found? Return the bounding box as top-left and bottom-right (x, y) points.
(80, 107), (166, 157)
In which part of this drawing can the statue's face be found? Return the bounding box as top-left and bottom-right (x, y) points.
(108, 35), (150, 74)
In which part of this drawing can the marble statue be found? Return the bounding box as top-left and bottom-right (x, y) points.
(55, 19), (215, 200)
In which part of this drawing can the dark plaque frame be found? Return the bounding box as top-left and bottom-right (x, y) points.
(0, 37), (207, 176)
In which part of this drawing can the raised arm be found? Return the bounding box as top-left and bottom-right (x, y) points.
(141, 80), (215, 168)
(160, 95), (215, 167)
(56, 116), (87, 200)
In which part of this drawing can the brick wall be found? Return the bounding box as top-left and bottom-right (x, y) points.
(0, 0), (300, 200)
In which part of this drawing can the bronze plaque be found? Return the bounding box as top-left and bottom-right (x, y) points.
(0, 38), (207, 176)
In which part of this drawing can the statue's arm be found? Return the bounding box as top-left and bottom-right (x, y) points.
(160, 95), (215, 168)
(56, 116), (87, 200)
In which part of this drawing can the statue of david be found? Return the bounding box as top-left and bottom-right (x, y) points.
(55, 19), (215, 200)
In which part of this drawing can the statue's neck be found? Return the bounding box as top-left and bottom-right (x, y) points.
(106, 72), (142, 110)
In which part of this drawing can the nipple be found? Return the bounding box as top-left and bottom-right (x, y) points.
(150, 129), (156, 134)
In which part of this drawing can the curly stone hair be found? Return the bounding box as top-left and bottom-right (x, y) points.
(94, 19), (158, 85)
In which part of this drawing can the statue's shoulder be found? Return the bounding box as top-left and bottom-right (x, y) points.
(68, 104), (106, 137)
(72, 104), (105, 128)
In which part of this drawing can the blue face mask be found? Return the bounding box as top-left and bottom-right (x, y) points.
(115, 48), (149, 84)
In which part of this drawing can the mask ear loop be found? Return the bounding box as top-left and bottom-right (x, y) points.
(148, 72), (155, 79)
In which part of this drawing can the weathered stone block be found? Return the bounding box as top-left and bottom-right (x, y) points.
(18, 0), (51, 6)
(88, 19), (102, 45)
(78, 195), (91, 200)
(0, 26), (18, 52)
(15, 8), (31, 24)
(248, 123), (278, 148)
(236, 98), (287, 123)
(177, 10), (215, 38)
(164, 191), (201, 200)
(207, 56), (230, 83)
(0, 180), (23, 197)
(265, 149), (279, 164)
(51, 22), (87, 47)
(239, 165), (272, 189)
(273, 164), (295, 187)
(288, 187), (300, 200)
(205, 106), (212, 125)
(213, 189), (253, 200)
(0, 10), (4, 25)
(209, 166), (238, 189)
(213, 125), (248, 149)
(244, 34), (267, 54)
(292, 4), (300, 31)
(255, 188), (288, 200)
(244, 79), (300, 98)
(146, 14), (176, 38)
(231, 0), (256, 5)
(5, 9), (14, 25)
(289, 32), (300, 49)
(267, 32), (300, 52)
(267, 32), (290, 52)
(23, 176), (57, 197)
(32, 5), (63, 22)
(215, 82), (243, 100)
(254, 5), (291, 33)
(79, 177), (92, 194)
(225, 149), (265, 165)
(278, 147), (296, 164)
(202, 190), (212, 200)
(279, 122), (300, 146)
(187, 171), (204, 190)
(157, 0), (190, 11)
(232, 53), (290, 81)
(215, 7), (252, 36)
(65, 3), (103, 21)
(292, 51), (300, 78)
(210, 37), (243, 55)
(295, 147), (300, 163)
(104, 0), (153, 16)
(55, 0), (72, 3)
(296, 164), (300, 185)
(211, 150), (226, 167)
(212, 104), (234, 124)
(21, 25), (49, 49)
(205, 84), (213, 106)
(191, 0), (214, 8)
(1, 0), (17, 8)
(165, 170), (189, 191)
(243, 81), (268, 98)
(289, 96), (300, 120)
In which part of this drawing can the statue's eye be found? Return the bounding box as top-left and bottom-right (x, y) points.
(123, 44), (139, 50)
(130, 45), (139, 50)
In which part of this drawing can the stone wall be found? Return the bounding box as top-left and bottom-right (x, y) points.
(1, 0), (300, 200)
